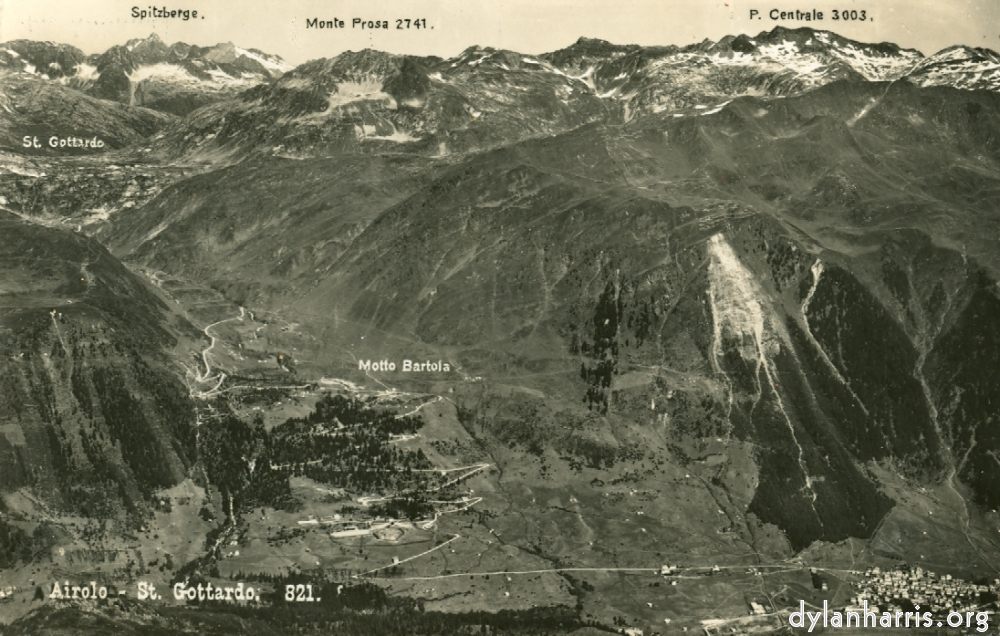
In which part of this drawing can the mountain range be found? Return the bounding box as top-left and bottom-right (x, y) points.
(2, 28), (1000, 160)
(2, 25), (1000, 636)
(1, 33), (289, 116)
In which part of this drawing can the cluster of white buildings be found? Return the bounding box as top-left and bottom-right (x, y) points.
(853, 566), (997, 614)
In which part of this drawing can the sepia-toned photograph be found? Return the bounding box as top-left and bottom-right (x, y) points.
(1, 1), (1000, 633)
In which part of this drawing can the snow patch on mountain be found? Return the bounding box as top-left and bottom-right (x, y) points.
(358, 124), (419, 143)
(75, 63), (98, 81)
(130, 63), (199, 83)
(328, 80), (395, 108)
(235, 46), (292, 74)
(710, 42), (828, 85)
(907, 47), (1000, 91)
(829, 43), (921, 80)
(204, 68), (254, 86)
(295, 80), (397, 121)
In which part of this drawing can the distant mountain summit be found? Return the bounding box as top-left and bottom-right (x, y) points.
(538, 26), (925, 120)
(0, 40), (87, 79)
(0, 33), (292, 116)
(89, 34), (292, 116)
(907, 45), (1000, 91)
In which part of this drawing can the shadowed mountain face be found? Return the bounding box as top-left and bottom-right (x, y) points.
(97, 153), (450, 306)
(0, 214), (200, 520)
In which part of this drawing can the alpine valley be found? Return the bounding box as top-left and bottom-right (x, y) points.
(2, 26), (1000, 636)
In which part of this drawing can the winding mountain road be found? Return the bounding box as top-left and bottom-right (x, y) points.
(194, 306), (245, 398)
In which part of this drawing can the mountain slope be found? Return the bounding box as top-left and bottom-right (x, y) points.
(143, 47), (613, 161)
(100, 153), (448, 306)
(907, 45), (1000, 91)
(103, 77), (1000, 549)
(0, 40), (88, 79)
(0, 73), (173, 154)
(0, 213), (201, 519)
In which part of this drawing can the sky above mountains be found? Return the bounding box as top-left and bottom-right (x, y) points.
(2, 0), (998, 65)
